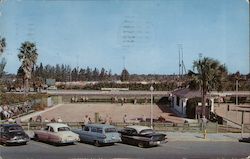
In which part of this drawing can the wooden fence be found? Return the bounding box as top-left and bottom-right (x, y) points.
(15, 121), (250, 133)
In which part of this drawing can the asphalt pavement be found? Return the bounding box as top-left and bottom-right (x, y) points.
(1, 140), (249, 159)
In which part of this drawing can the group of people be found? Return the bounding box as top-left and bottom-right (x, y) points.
(0, 101), (32, 120)
(83, 114), (113, 125)
(71, 96), (89, 103)
(28, 115), (63, 123)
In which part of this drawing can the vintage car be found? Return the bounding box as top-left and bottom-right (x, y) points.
(34, 123), (79, 145)
(239, 137), (250, 143)
(0, 124), (30, 145)
(119, 125), (166, 148)
(73, 124), (121, 146)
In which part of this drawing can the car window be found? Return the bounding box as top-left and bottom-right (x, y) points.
(97, 128), (103, 134)
(140, 129), (154, 135)
(8, 126), (23, 132)
(49, 127), (55, 132)
(124, 128), (136, 135)
(131, 129), (137, 135)
(84, 126), (89, 131)
(105, 128), (116, 133)
(44, 126), (49, 131)
(91, 127), (97, 132)
(58, 127), (70, 131)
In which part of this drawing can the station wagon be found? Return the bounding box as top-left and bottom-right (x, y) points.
(73, 124), (121, 146)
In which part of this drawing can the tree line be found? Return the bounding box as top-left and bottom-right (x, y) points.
(1, 38), (250, 94)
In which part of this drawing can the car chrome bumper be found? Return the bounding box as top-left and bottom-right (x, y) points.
(149, 140), (165, 146)
(6, 139), (29, 144)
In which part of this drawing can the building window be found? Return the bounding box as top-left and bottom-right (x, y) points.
(177, 96), (180, 106)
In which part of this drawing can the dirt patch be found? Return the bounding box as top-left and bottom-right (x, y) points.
(37, 103), (184, 123)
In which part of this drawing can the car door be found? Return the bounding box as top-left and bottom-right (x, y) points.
(121, 128), (135, 143)
(80, 126), (91, 142)
(47, 126), (60, 143)
(37, 126), (49, 141)
(0, 126), (7, 143)
(89, 127), (98, 143)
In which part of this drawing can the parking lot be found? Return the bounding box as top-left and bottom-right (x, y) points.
(1, 140), (250, 159)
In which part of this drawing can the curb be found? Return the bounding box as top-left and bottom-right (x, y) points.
(167, 139), (239, 142)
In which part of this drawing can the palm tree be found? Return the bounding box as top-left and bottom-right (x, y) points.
(192, 57), (227, 116)
(0, 37), (6, 93)
(0, 37), (6, 77)
(120, 68), (130, 81)
(18, 41), (38, 93)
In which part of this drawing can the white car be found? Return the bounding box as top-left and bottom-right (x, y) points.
(34, 123), (79, 145)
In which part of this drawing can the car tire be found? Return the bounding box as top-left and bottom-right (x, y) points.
(138, 142), (144, 148)
(34, 134), (39, 141)
(94, 140), (101, 147)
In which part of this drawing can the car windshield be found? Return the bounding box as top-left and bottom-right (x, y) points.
(105, 128), (117, 133)
(58, 127), (70, 131)
(8, 126), (23, 132)
(139, 129), (154, 135)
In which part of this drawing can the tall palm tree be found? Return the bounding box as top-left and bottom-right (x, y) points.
(192, 57), (227, 116)
(0, 37), (6, 93)
(18, 41), (38, 93)
(0, 37), (6, 77)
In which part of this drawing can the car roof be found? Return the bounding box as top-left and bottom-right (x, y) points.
(0, 124), (22, 127)
(46, 123), (69, 130)
(125, 125), (152, 133)
(85, 124), (116, 129)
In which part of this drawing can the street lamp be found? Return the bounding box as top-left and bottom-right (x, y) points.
(150, 85), (154, 129)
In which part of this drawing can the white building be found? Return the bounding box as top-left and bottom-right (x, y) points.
(171, 88), (214, 118)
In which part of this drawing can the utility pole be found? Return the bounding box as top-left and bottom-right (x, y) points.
(236, 79), (239, 105)
(177, 44), (182, 78)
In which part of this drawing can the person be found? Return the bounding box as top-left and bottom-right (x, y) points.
(29, 117), (33, 123)
(57, 117), (62, 123)
(121, 97), (124, 106)
(51, 118), (56, 122)
(44, 118), (49, 122)
(201, 116), (208, 130)
(134, 97), (137, 104)
(123, 114), (127, 123)
(35, 115), (42, 122)
(83, 115), (90, 125)
(88, 117), (92, 124)
(141, 115), (146, 122)
(105, 115), (112, 125)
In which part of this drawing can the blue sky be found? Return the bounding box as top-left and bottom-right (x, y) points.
(0, 0), (249, 74)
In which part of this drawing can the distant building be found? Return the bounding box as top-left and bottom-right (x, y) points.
(171, 88), (214, 118)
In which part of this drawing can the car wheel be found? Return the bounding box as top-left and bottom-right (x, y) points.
(94, 140), (101, 147)
(138, 142), (144, 148)
(34, 134), (39, 141)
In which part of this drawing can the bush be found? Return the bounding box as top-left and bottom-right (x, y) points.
(0, 93), (48, 105)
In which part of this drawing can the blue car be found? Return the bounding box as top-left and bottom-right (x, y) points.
(73, 124), (121, 146)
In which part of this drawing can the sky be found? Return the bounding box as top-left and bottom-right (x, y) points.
(0, 0), (249, 75)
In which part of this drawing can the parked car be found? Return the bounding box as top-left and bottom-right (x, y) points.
(34, 123), (79, 145)
(119, 125), (166, 148)
(239, 137), (250, 143)
(73, 124), (121, 147)
(0, 124), (30, 145)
